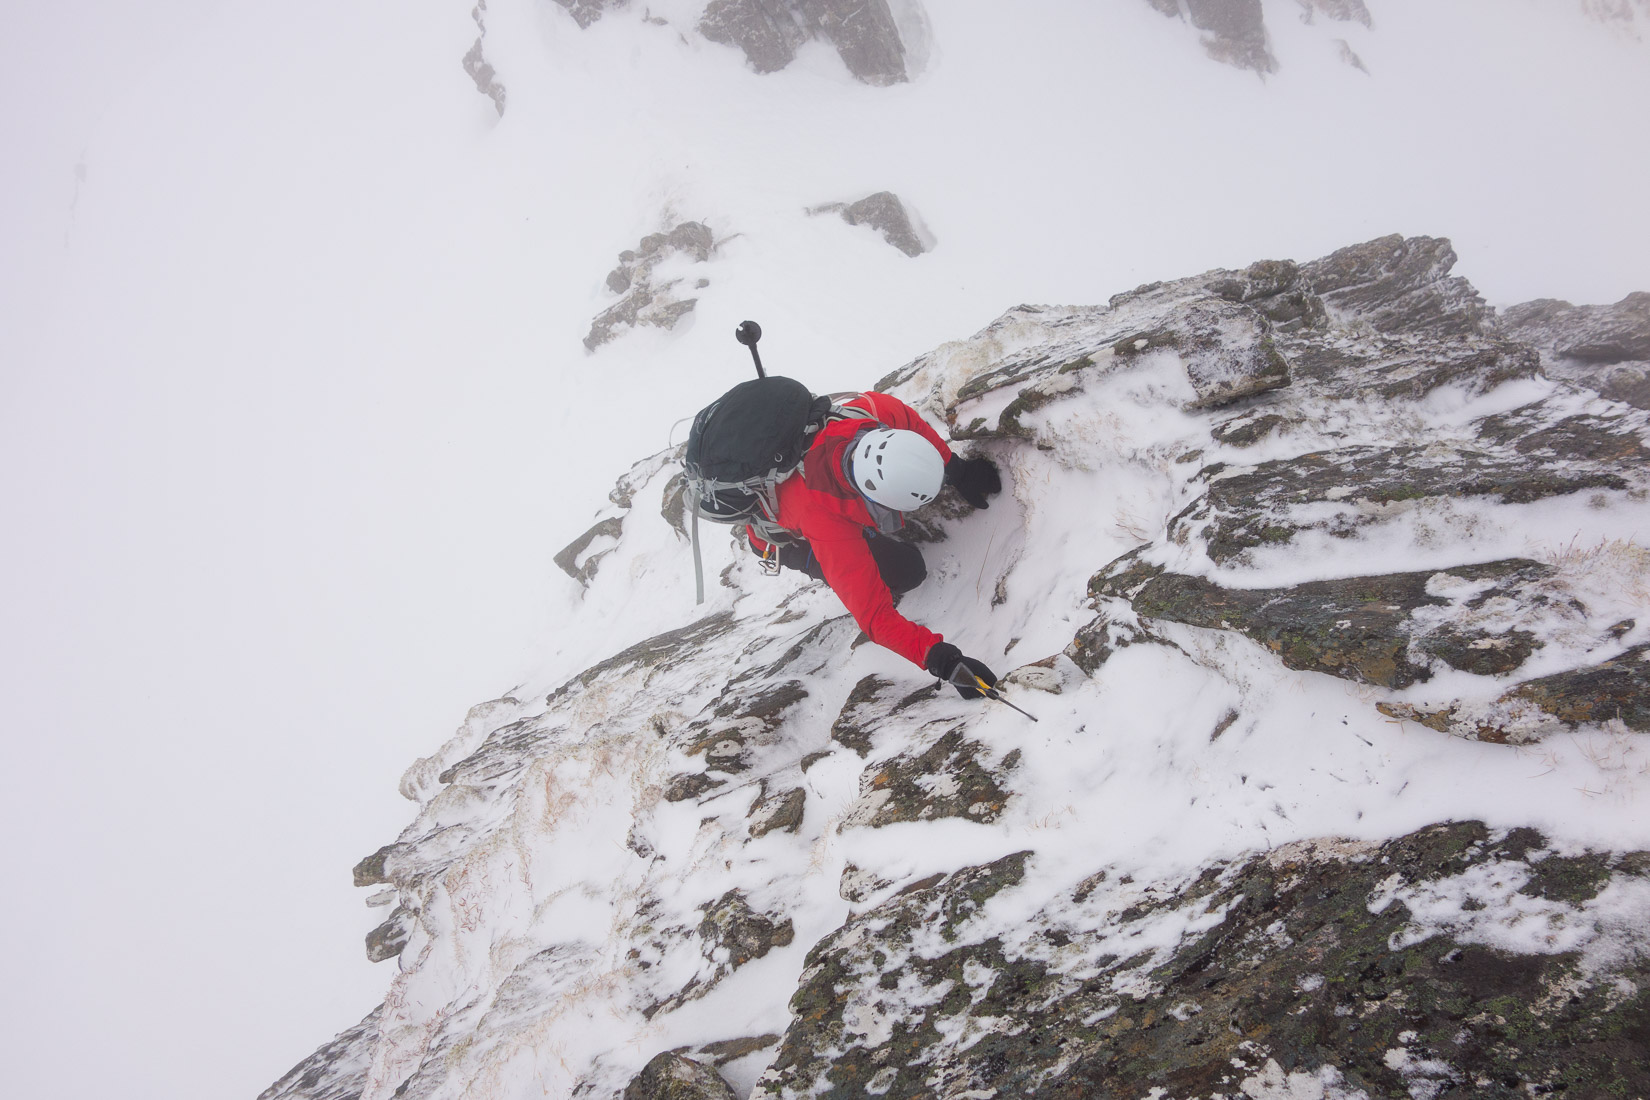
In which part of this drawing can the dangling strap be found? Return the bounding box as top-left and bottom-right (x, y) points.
(691, 509), (705, 605)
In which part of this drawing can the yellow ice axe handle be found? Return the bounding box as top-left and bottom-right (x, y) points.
(948, 668), (1040, 722)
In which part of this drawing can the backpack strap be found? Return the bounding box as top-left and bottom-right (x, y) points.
(691, 509), (705, 605)
(688, 396), (878, 605)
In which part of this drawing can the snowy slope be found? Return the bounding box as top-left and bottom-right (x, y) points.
(3, 2), (1648, 1098)
(264, 233), (1650, 1099)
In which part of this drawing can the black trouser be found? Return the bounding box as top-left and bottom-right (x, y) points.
(777, 531), (928, 594)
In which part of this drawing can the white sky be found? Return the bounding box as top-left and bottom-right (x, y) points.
(0, 1), (1646, 1097)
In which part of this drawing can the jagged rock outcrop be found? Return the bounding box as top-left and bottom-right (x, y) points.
(552, 0), (625, 30)
(1146, 0), (1278, 74)
(461, 1), (506, 116)
(1502, 291), (1650, 409)
(623, 1052), (739, 1100)
(546, 0), (914, 85)
(585, 223), (717, 352)
(266, 235), (1650, 1099)
(699, 0), (910, 85)
(807, 191), (931, 257)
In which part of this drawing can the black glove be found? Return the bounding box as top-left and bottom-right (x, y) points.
(925, 642), (999, 700)
(945, 455), (1002, 510)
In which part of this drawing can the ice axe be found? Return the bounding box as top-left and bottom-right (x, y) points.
(947, 666), (1040, 723)
(736, 320), (765, 378)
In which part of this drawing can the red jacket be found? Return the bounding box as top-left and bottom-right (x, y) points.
(749, 392), (954, 669)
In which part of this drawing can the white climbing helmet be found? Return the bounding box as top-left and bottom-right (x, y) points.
(850, 428), (945, 511)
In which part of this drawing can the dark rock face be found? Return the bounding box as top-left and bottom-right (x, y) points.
(757, 825), (1650, 1099)
(551, 0), (624, 29)
(699, 0), (808, 74)
(351, 842), (399, 887)
(684, 679), (811, 773)
(1144, 0), (1282, 74)
(1513, 642), (1650, 731)
(830, 674), (895, 755)
(841, 726), (1017, 827)
(553, 516), (624, 586)
(1098, 559), (1553, 689)
(461, 1), (506, 116)
(809, 191), (930, 257)
(586, 222), (717, 352)
(651, 891), (796, 1017)
(699, 0), (908, 84)
(748, 784), (807, 837)
(1303, 234), (1492, 339)
(1186, 0), (1277, 73)
(1503, 292), (1650, 409)
(623, 1053), (739, 1100)
(665, 771), (726, 802)
(366, 905), (413, 962)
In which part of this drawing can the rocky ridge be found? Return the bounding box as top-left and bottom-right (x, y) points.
(264, 234), (1650, 1100)
(540, 0), (918, 86)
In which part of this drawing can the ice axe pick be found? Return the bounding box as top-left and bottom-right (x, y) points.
(949, 666), (1040, 723)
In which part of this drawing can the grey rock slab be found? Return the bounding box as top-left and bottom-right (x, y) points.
(748, 784), (806, 837)
(351, 842), (399, 887)
(1300, 233), (1492, 339)
(1512, 642), (1650, 731)
(586, 222), (716, 352)
(1095, 557), (1557, 689)
(1502, 291), (1650, 409)
(699, 0), (907, 85)
(1503, 291), (1650, 365)
(841, 726), (1019, 828)
(811, 190), (930, 256)
(1186, 0), (1278, 73)
(622, 1052), (739, 1100)
(553, 516), (625, 587)
(1172, 444), (1631, 565)
(551, 0), (623, 29)
(1111, 296), (1291, 409)
(757, 824), (1650, 1099)
(366, 905), (414, 963)
(699, 0), (808, 74)
(797, 0), (908, 85)
(648, 891), (795, 1018)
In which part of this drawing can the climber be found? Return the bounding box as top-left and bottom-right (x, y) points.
(746, 389), (1006, 698)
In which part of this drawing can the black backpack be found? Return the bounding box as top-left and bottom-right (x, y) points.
(681, 375), (871, 603)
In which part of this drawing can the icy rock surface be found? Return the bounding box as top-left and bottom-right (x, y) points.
(550, 0), (915, 86)
(622, 1052), (739, 1100)
(759, 823), (1650, 1098)
(807, 191), (932, 257)
(1145, 0), (1279, 74)
(461, 1), (506, 116)
(585, 224), (718, 352)
(698, 0), (910, 85)
(267, 235), (1650, 1099)
(1502, 291), (1650, 410)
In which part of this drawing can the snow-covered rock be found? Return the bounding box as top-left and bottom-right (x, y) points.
(263, 235), (1650, 1100)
